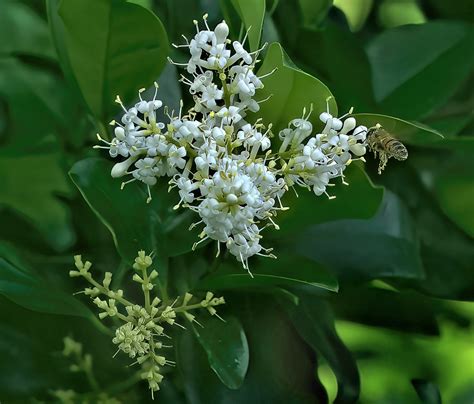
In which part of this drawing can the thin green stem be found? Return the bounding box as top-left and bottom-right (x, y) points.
(84, 274), (134, 307)
(174, 302), (203, 313)
(142, 268), (151, 313)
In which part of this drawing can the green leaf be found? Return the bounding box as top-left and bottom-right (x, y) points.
(367, 21), (474, 119)
(0, 57), (74, 149)
(374, 163), (474, 299)
(178, 298), (326, 403)
(298, 0), (333, 29)
(288, 191), (425, 281)
(412, 379), (442, 404)
(197, 254), (338, 292)
(192, 316), (249, 389)
(59, 0), (169, 121)
(230, 0), (266, 52)
(434, 162), (474, 238)
(257, 42), (337, 133)
(352, 113), (444, 146)
(331, 286), (440, 335)
(276, 163), (383, 234)
(289, 23), (376, 113)
(0, 0), (55, 58)
(283, 293), (360, 403)
(69, 158), (197, 264)
(0, 244), (95, 320)
(0, 297), (116, 399)
(46, 0), (81, 90)
(378, 0), (427, 29)
(333, 0), (374, 31)
(0, 148), (74, 251)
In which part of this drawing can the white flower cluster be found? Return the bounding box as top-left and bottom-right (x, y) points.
(97, 16), (368, 271)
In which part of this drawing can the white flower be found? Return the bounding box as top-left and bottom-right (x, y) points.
(201, 83), (223, 109)
(100, 17), (369, 269)
(167, 145), (187, 169)
(216, 106), (242, 125)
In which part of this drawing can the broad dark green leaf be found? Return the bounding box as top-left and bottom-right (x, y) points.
(352, 113), (444, 146)
(197, 254), (338, 292)
(0, 142), (74, 251)
(70, 158), (198, 264)
(276, 163), (383, 235)
(378, 163), (474, 300)
(257, 42), (337, 133)
(0, 296), (119, 400)
(59, 0), (169, 121)
(46, 0), (82, 92)
(334, 0), (373, 31)
(0, 57), (74, 149)
(412, 379), (442, 404)
(0, 244), (95, 320)
(0, 0), (55, 58)
(178, 297), (325, 403)
(290, 23), (376, 113)
(367, 21), (474, 119)
(434, 162), (474, 238)
(298, 0), (333, 29)
(231, 0), (266, 52)
(288, 191), (425, 281)
(192, 316), (249, 389)
(331, 286), (440, 335)
(283, 293), (360, 403)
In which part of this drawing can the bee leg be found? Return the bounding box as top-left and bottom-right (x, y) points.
(378, 152), (388, 174)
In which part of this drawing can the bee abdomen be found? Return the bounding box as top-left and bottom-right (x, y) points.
(385, 138), (408, 161)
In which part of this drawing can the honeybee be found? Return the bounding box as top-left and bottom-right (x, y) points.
(367, 124), (408, 174)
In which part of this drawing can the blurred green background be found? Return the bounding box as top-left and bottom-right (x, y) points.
(0, 0), (473, 403)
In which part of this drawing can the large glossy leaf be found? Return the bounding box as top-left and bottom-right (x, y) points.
(0, 296), (118, 400)
(70, 158), (198, 264)
(257, 42), (337, 133)
(434, 161), (474, 238)
(283, 293), (360, 403)
(0, 147), (74, 251)
(0, 57), (74, 149)
(59, 0), (169, 121)
(288, 191), (425, 281)
(0, 244), (95, 320)
(331, 286), (440, 335)
(231, 0), (266, 52)
(290, 23), (376, 113)
(276, 163), (383, 235)
(192, 316), (249, 390)
(378, 163), (474, 300)
(178, 297), (326, 403)
(197, 254), (338, 292)
(367, 21), (474, 119)
(46, 0), (82, 92)
(0, 0), (55, 58)
(352, 113), (444, 146)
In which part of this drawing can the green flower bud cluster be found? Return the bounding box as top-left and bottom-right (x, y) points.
(70, 251), (225, 398)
